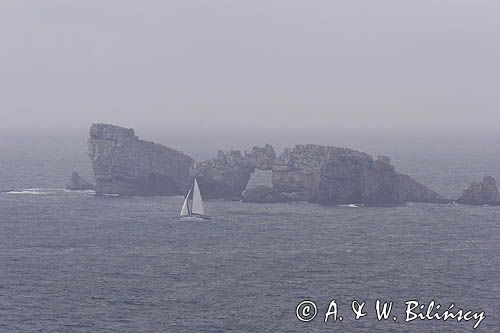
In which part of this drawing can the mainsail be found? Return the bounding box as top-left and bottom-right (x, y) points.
(191, 178), (205, 216)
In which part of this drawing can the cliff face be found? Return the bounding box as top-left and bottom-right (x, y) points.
(272, 144), (444, 205)
(88, 124), (195, 196)
(457, 176), (500, 206)
(272, 144), (374, 202)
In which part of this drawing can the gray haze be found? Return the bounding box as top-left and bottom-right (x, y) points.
(1, 0), (499, 132)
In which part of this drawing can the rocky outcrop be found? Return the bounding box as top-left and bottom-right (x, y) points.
(88, 124), (195, 196)
(193, 150), (254, 200)
(245, 144), (275, 170)
(86, 124), (447, 205)
(87, 123), (261, 199)
(242, 185), (285, 203)
(65, 171), (95, 191)
(272, 144), (444, 205)
(457, 176), (500, 206)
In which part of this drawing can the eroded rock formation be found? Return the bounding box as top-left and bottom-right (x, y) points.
(193, 150), (254, 200)
(88, 124), (195, 196)
(87, 124), (447, 205)
(272, 145), (445, 205)
(457, 176), (500, 206)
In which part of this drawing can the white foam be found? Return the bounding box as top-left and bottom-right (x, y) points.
(102, 193), (119, 197)
(3, 188), (96, 196)
(63, 189), (95, 194)
(5, 190), (48, 195)
(339, 204), (361, 208)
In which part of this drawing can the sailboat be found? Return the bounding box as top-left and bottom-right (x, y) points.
(180, 178), (210, 220)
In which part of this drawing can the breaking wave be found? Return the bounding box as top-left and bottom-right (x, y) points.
(2, 188), (95, 195)
(4, 189), (49, 195)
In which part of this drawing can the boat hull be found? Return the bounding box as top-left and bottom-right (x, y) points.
(179, 214), (211, 221)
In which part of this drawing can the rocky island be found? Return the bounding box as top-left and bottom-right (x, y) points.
(86, 123), (454, 206)
(457, 176), (500, 206)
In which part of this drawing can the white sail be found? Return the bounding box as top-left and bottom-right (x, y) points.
(191, 178), (205, 216)
(180, 187), (191, 216)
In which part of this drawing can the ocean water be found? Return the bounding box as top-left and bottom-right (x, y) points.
(1, 130), (499, 332)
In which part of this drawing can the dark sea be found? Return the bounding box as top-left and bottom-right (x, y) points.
(1, 129), (499, 332)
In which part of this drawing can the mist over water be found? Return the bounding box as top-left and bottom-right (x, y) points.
(1, 1), (500, 132)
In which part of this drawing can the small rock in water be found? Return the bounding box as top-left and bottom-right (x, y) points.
(65, 171), (95, 191)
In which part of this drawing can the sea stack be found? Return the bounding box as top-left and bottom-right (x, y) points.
(457, 176), (500, 206)
(88, 123), (195, 196)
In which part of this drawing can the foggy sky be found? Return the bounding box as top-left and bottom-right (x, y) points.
(1, 0), (499, 132)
